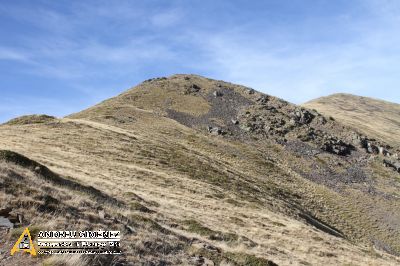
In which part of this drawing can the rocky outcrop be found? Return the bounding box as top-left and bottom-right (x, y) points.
(3, 114), (56, 126)
(291, 108), (315, 125)
(321, 138), (354, 156)
(207, 126), (225, 135)
(143, 77), (167, 83)
(238, 100), (355, 156)
(357, 136), (393, 157)
(184, 84), (201, 94)
(0, 208), (23, 229)
(383, 159), (400, 173)
(213, 91), (223, 97)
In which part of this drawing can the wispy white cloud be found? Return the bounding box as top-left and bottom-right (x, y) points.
(0, 2), (180, 82)
(183, 0), (400, 104)
(0, 47), (29, 62)
(77, 38), (175, 64)
(0, 0), (399, 120)
(150, 8), (183, 27)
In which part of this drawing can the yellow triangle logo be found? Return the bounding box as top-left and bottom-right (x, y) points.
(10, 227), (37, 256)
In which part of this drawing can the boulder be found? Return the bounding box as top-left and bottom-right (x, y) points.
(299, 110), (315, 124)
(292, 109), (315, 125)
(207, 126), (224, 135)
(318, 116), (327, 124)
(9, 214), (23, 224)
(0, 207), (12, 216)
(383, 159), (400, 173)
(359, 138), (381, 154)
(359, 137), (369, 149)
(256, 96), (269, 104)
(0, 216), (13, 229)
(125, 224), (136, 234)
(239, 124), (252, 132)
(213, 91), (223, 97)
(367, 143), (379, 154)
(185, 84), (201, 94)
(189, 256), (205, 266)
(378, 147), (391, 156)
(143, 77), (167, 83)
(321, 139), (353, 156)
(0, 208), (22, 229)
(297, 129), (317, 142)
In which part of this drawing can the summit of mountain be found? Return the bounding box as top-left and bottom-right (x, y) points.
(303, 93), (400, 147)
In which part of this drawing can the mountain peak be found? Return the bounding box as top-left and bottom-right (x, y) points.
(2, 75), (400, 265)
(303, 93), (400, 146)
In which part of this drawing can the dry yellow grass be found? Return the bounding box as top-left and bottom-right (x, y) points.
(0, 117), (396, 265)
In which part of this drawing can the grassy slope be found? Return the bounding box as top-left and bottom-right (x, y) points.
(303, 93), (400, 147)
(0, 151), (200, 266)
(1, 75), (400, 265)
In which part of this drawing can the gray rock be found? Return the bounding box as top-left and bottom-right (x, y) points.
(0, 216), (13, 229)
(359, 137), (369, 149)
(125, 224), (136, 234)
(367, 143), (379, 154)
(213, 91), (223, 97)
(318, 116), (327, 124)
(184, 84), (201, 94)
(383, 159), (400, 173)
(207, 126), (223, 135)
(143, 77), (167, 83)
(292, 109), (315, 125)
(240, 124), (252, 132)
(378, 147), (391, 156)
(299, 110), (315, 124)
(256, 96), (269, 104)
(0, 208), (18, 229)
(321, 139), (353, 156)
(189, 256), (205, 266)
(231, 119), (239, 125)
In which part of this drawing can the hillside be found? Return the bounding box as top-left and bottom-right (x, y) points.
(303, 93), (400, 147)
(1, 75), (400, 265)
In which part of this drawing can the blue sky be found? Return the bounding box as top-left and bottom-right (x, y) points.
(1, 0), (399, 122)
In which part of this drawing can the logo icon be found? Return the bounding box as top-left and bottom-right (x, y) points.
(11, 227), (37, 256)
